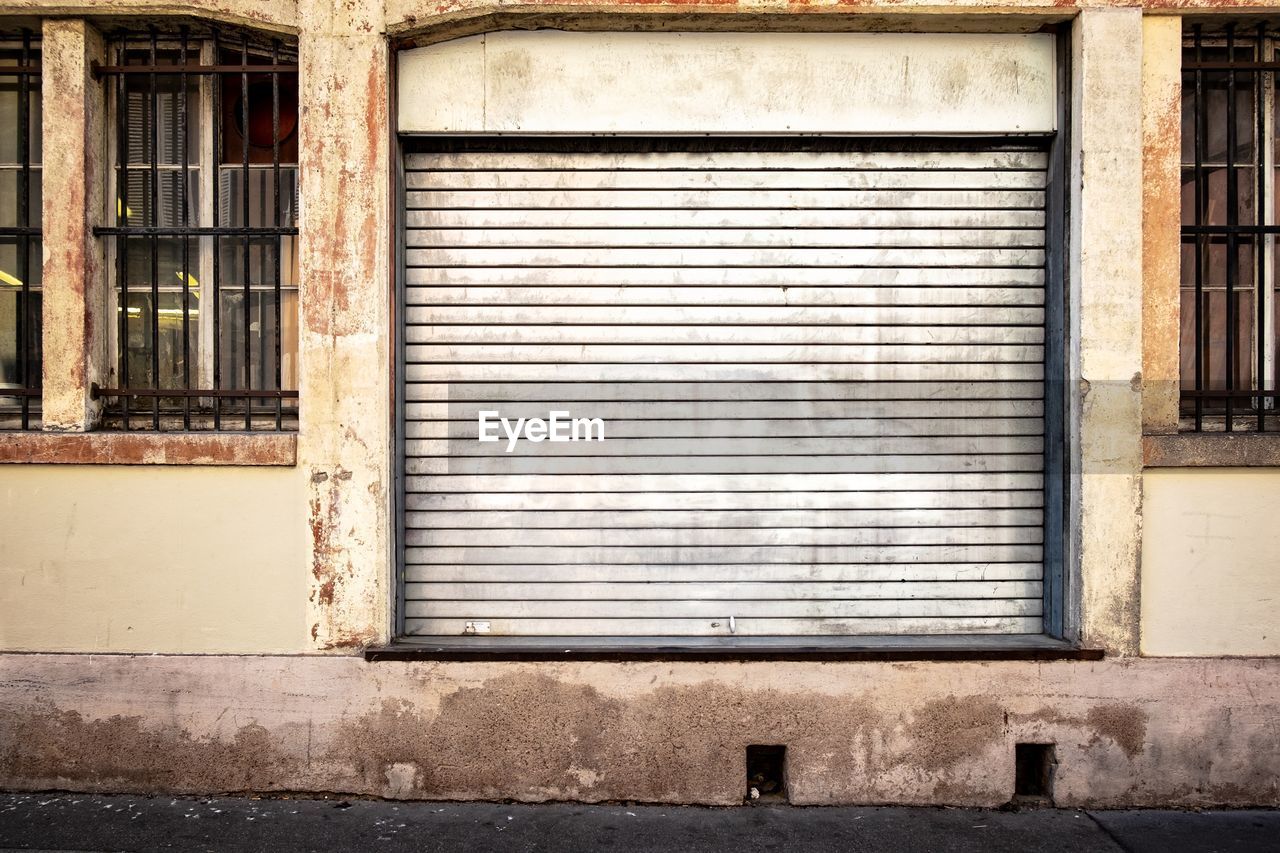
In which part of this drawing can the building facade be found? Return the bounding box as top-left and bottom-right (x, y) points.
(0, 0), (1278, 806)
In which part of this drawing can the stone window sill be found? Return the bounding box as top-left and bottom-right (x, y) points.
(0, 432), (297, 466)
(365, 635), (1105, 662)
(1144, 433), (1280, 467)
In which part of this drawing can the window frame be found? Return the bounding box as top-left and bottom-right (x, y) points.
(388, 112), (1078, 651)
(1180, 23), (1280, 434)
(95, 26), (300, 433)
(0, 30), (41, 431)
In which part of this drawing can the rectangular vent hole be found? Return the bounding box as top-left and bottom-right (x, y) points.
(1014, 742), (1056, 801)
(746, 744), (787, 804)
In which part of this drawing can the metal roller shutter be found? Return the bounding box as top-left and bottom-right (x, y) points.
(400, 145), (1047, 639)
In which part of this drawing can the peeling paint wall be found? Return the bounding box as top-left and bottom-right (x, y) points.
(38, 19), (105, 432)
(0, 468), (306, 653)
(0, 655), (1276, 807)
(296, 0), (392, 651)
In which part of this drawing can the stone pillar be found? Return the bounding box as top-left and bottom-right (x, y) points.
(1072, 8), (1146, 655)
(40, 19), (106, 431)
(297, 0), (392, 649)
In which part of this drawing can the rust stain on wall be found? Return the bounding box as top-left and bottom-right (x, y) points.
(298, 43), (386, 342)
(308, 477), (346, 609)
(307, 463), (382, 649)
(0, 433), (297, 465)
(1140, 16), (1183, 434)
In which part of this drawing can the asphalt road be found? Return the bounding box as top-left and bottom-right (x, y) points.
(0, 794), (1277, 852)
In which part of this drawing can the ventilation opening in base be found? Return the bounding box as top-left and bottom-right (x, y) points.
(1014, 742), (1057, 802)
(746, 744), (788, 804)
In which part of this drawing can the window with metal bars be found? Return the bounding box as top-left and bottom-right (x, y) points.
(94, 27), (298, 431)
(1181, 24), (1280, 432)
(0, 32), (40, 431)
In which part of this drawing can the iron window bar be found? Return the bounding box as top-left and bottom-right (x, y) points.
(94, 27), (298, 432)
(91, 384), (296, 399)
(92, 62), (298, 75)
(0, 31), (40, 431)
(1181, 24), (1277, 432)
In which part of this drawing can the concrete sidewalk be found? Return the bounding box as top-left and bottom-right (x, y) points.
(0, 794), (1277, 853)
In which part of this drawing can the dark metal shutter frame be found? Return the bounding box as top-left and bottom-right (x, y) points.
(400, 145), (1048, 638)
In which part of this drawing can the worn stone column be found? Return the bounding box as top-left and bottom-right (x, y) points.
(1072, 9), (1146, 655)
(1142, 16), (1183, 436)
(40, 19), (106, 431)
(297, 0), (392, 649)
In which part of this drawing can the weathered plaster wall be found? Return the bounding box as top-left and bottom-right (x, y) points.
(1072, 8), (1145, 655)
(1142, 469), (1280, 656)
(0, 2), (297, 31)
(1, 654), (1276, 806)
(1141, 14), (1181, 435)
(0, 468), (306, 653)
(38, 19), (105, 432)
(296, 0), (393, 651)
(397, 31), (1058, 133)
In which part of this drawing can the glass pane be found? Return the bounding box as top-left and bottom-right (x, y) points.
(1178, 293), (1256, 392)
(122, 69), (200, 167)
(0, 52), (40, 166)
(121, 236), (197, 291)
(1181, 79), (1195, 165)
(1181, 168), (1194, 224)
(1180, 240), (1194, 288)
(0, 235), (41, 288)
(217, 289), (297, 392)
(1202, 70), (1257, 167)
(0, 168), (41, 228)
(219, 236), (298, 288)
(1180, 288), (1200, 391)
(1182, 167), (1257, 226)
(0, 286), (41, 388)
(1177, 238), (1259, 293)
(217, 166), (298, 228)
(1274, 286), (1280, 393)
(1198, 289), (1255, 392)
(1273, 165), (1280, 223)
(1179, 235), (1257, 403)
(29, 74), (38, 164)
(1196, 238), (1257, 288)
(115, 168), (199, 228)
(121, 290), (200, 391)
(219, 57), (299, 166)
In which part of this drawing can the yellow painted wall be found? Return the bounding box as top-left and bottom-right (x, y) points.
(7, 463), (1279, 656)
(0, 466), (307, 653)
(1142, 468), (1280, 656)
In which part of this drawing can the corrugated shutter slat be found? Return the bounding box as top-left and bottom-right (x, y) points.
(400, 147), (1047, 638)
